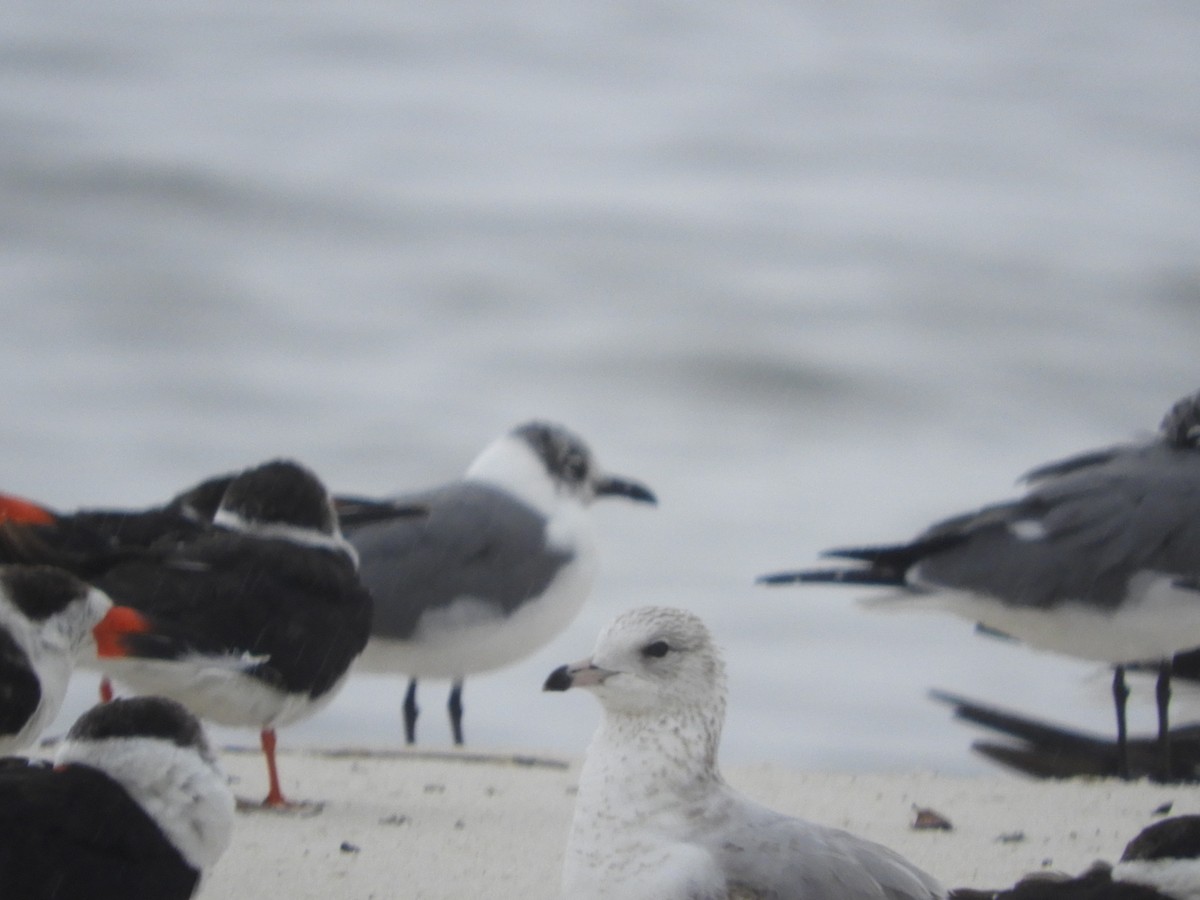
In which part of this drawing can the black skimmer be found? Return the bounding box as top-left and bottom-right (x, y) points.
(930, 689), (1200, 783)
(760, 388), (1200, 780)
(950, 815), (1200, 899)
(0, 469), (410, 573)
(346, 421), (656, 745)
(75, 459), (374, 809)
(0, 564), (134, 753)
(543, 606), (945, 900)
(0, 695), (234, 899)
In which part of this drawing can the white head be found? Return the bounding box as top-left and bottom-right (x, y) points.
(465, 421), (657, 513)
(545, 606), (726, 720)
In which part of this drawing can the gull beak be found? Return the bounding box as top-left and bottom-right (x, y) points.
(593, 475), (657, 505)
(543, 657), (617, 691)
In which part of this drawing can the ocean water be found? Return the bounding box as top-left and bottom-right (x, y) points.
(3, 1), (1199, 774)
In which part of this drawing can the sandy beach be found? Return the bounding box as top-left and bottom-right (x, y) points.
(203, 745), (1192, 899)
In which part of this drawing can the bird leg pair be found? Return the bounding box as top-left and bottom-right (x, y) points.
(403, 677), (465, 746)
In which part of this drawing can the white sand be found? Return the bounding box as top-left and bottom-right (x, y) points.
(202, 746), (1191, 899)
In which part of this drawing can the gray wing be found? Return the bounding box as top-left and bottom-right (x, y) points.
(697, 792), (944, 900)
(344, 482), (573, 640)
(912, 441), (1200, 611)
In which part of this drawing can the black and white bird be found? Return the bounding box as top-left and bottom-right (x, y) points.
(760, 388), (1200, 779)
(0, 468), (409, 573)
(347, 421), (656, 745)
(544, 606), (946, 900)
(930, 689), (1200, 783)
(0, 465), (419, 705)
(950, 815), (1200, 900)
(83, 459), (375, 808)
(0, 564), (129, 753)
(0, 696), (235, 900)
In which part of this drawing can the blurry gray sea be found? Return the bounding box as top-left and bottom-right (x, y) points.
(3, 1), (1200, 774)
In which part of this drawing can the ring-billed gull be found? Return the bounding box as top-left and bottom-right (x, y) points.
(544, 605), (945, 900)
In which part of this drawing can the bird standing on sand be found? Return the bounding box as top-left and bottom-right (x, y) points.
(0, 465), (416, 713)
(82, 459), (374, 809)
(760, 389), (1200, 780)
(0, 696), (234, 900)
(348, 421), (656, 745)
(544, 606), (945, 900)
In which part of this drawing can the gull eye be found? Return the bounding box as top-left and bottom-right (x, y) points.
(564, 452), (588, 482)
(642, 640), (670, 658)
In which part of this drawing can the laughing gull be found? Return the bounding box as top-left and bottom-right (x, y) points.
(543, 606), (946, 900)
(949, 815), (1200, 900)
(347, 421), (657, 745)
(0, 565), (130, 753)
(0, 696), (234, 900)
(73, 459), (373, 809)
(760, 388), (1200, 780)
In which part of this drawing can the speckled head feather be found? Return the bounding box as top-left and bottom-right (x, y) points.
(586, 605), (726, 717)
(513, 422), (597, 491)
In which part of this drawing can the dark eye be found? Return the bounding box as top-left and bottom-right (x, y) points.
(564, 452), (588, 482)
(642, 640), (670, 658)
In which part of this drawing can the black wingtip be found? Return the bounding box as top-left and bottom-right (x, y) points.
(334, 496), (429, 527)
(969, 740), (1100, 780)
(757, 567), (905, 587)
(756, 571), (804, 585)
(928, 689), (1099, 749)
(543, 665), (572, 692)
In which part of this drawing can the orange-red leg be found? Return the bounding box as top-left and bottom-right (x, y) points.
(261, 728), (287, 807)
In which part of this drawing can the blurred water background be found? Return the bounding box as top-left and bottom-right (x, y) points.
(3, 1), (1200, 775)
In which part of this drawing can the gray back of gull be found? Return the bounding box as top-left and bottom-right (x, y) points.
(699, 794), (945, 899)
(915, 441), (1200, 612)
(346, 481), (573, 640)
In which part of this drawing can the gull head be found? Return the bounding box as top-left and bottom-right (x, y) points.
(544, 606), (724, 717)
(468, 421), (657, 509)
(1160, 388), (1200, 449)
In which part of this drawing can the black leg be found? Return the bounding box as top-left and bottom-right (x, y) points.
(1156, 659), (1173, 781)
(1113, 665), (1130, 779)
(449, 679), (465, 746)
(403, 678), (419, 745)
